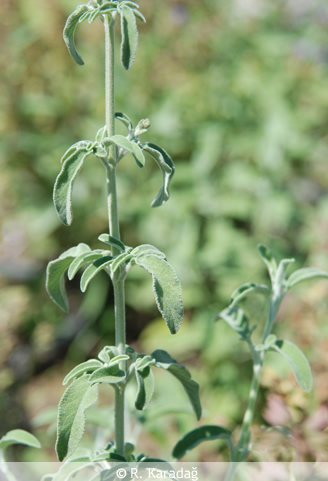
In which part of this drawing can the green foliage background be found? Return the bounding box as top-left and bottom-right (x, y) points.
(1, 0), (328, 461)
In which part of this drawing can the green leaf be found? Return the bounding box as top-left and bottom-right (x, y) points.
(132, 9), (146, 23)
(115, 112), (133, 133)
(56, 376), (98, 461)
(257, 244), (277, 282)
(172, 425), (231, 460)
(80, 256), (113, 292)
(98, 346), (120, 364)
(287, 268), (328, 289)
(110, 252), (134, 275)
(63, 360), (103, 386)
(135, 366), (155, 410)
(46, 244), (91, 311)
(136, 355), (155, 370)
(217, 305), (251, 339)
(135, 254), (183, 334)
(120, 5), (138, 70)
(271, 339), (313, 393)
(54, 143), (94, 225)
(0, 430), (41, 450)
(151, 349), (201, 420)
(51, 461), (94, 481)
(229, 282), (271, 306)
(108, 135), (145, 166)
(141, 142), (175, 207)
(89, 365), (126, 384)
(68, 251), (104, 280)
(131, 244), (166, 259)
(98, 234), (126, 252)
(99, 2), (119, 12)
(63, 5), (89, 65)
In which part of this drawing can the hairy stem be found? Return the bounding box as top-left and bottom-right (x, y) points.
(104, 14), (126, 457)
(235, 294), (281, 462)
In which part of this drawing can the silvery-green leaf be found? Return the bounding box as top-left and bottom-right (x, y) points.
(98, 346), (120, 364)
(46, 244), (91, 311)
(120, 5), (138, 70)
(271, 339), (313, 393)
(88, 8), (100, 23)
(78, 10), (93, 23)
(80, 256), (113, 292)
(51, 461), (94, 481)
(56, 376), (98, 461)
(98, 234), (125, 252)
(115, 112), (133, 132)
(287, 268), (328, 289)
(109, 354), (130, 367)
(135, 366), (154, 410)
(68, 250), (104, 280)
(151, 349), (201, 420)
(172, 425), (231, 460)
(136, 355), (154, 371)
(0, 430), (41, 450)
(54, 144), (94, 225)
(141, 142), (175, 207)
(110, 252), (134, 275)
(99, 2), (119, 12)
(255, 334), (277, 352)
(217, 305), (251, 339)
(229, 282), (271, 306)
(89, 365), (125, 384)
(95, 126), (107, 143)
(135, 254), (183, 334)
(276, 258), (295, 285)
(123, 1), (140, 8)
(63, 360), (103, 386)
(63, 5), (89, 65)
(132, 9), (146, 23)
(131, 244), (166, 259)
(258, 244), (277, 282)
(107, 135), (145, 166)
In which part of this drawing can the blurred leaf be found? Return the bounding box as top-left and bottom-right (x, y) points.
(258, 244), (277, 282)
(229, 282), (271, 306)
(172, 425), (231, 459)
(287, 268), (328, 289)
(135, 366), (155, 410)
(0, 430), (40, 450)
(271, 339), (313, 393)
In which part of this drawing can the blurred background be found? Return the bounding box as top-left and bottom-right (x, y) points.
(1, 0), (328, 462)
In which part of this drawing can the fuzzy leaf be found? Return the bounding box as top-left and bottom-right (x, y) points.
(172, 425), (231, 460)
(120, 5), (138, 70)
(133, 9), (146, 23)
(151, 349), (201, 420)
(63, 360), (103, 386)
(135, 366), (155, 410)
(271, 339), (313, 393)
(229, 282), (271, 306)
(80, 256), (113, 292)
(287, 268), (328, 289)
(89, 365), (125, 384)
(51, 461), (94, 481)
(131, 244), (166, 259)
(63, 5), (89, 65)
(98, 234), (125, 252)
(110, 252), (134, 274)
(135, 254), (183, 334)
(217, 305), (251, 339)
(115, 112), (133, 132)
(56, 376), (98, 461)
(68, 251), (104, 280)
(108, 135), (145, 166)
(54, 143), (94, 225)
(258, 244), (277, 282)
(142, 142), (175, 207)
(0, 430), (41, 450)
(46, 244), (91, 311)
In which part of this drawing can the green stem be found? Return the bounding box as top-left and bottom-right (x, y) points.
(235, 294), (281, 462)
(104, 14), (126, 457)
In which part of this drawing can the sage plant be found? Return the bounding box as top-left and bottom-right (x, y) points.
(45, 0), (201, 464)
(172, 245), (328, 475)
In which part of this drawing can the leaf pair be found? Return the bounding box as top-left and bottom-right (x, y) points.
(46, 241), (183, 335)
(57, 348), (129, 461)
(133, 350), (202, 421)
(64, 1), (145, 70)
